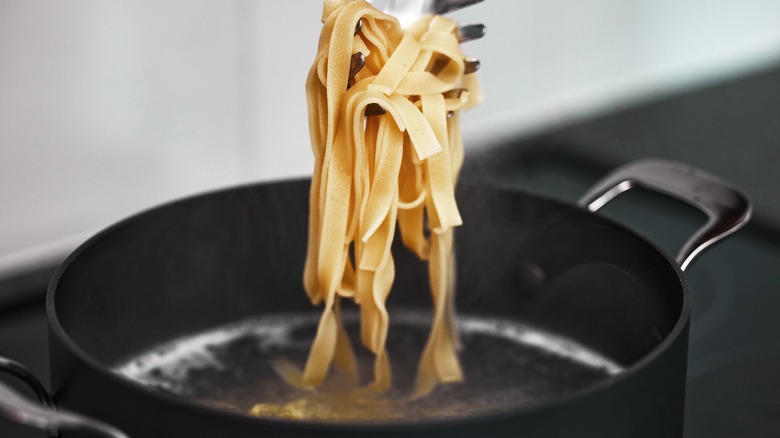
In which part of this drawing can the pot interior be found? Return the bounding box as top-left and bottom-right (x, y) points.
(111, 308), (623, 421)
(50, 179), (685, 422)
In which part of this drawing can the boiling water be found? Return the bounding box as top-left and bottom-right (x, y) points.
(115, 311), (623, 422)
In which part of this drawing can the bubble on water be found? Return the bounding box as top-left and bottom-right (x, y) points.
(113, 310), (623, 422)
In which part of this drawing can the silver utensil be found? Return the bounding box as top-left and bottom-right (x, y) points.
(349, 0), (485, 115)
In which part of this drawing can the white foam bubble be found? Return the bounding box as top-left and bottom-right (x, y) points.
(115, 310), (623, 391)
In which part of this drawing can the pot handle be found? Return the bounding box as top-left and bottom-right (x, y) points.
(578, 158), (752, 271)
(0, 356), (129, 438)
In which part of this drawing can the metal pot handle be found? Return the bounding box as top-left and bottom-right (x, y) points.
(0, 356), (129, 438)
(578, 158), (752, 271)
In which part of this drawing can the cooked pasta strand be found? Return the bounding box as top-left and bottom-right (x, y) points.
(296, 0), (481, 399)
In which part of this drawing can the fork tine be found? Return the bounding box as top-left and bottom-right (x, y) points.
(431, 0), (485, 15)
(456, 24), (486, 43)
(348, 52), (366, 88)
(463, 58), (480, 74)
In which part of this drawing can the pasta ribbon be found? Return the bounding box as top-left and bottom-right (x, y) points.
(298, 0), (481, 399)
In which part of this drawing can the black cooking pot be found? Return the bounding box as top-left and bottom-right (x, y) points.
(0, 159), (750, 437)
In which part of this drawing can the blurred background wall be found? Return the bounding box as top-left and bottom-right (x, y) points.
(1, 0), (779, 275)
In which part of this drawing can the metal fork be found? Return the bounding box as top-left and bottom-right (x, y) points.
(381, 0), (485, 34)
(349, 0), (485, 88)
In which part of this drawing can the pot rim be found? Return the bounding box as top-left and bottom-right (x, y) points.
(45, 178), (692, 431)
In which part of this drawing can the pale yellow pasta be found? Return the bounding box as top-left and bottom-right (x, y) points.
(296, 0), (481, 398)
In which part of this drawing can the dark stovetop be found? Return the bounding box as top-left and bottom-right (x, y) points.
(2, 64), (780, 437)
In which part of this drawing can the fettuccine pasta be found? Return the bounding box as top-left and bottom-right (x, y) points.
(291, 0), (481, 399)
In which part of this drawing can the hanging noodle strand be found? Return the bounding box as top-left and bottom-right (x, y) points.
(288, 0), (481, 400)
